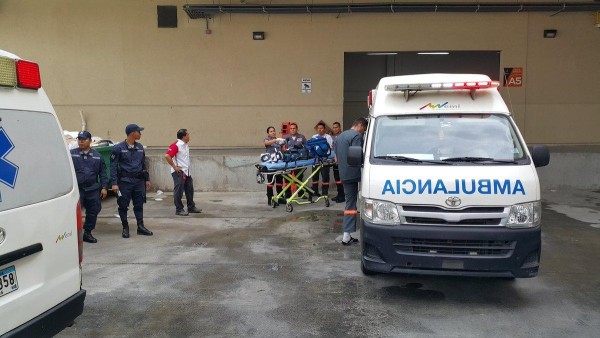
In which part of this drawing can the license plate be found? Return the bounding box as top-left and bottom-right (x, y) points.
(0, 265), (19, 297)
(442, 260), (464, 270)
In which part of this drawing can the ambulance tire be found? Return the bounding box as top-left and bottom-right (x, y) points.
(361, 259), (377, 276)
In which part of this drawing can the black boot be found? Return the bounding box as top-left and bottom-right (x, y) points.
(122, 225), (130, 238)
(137, 222), (153, 236)
(267, 194), (273, 206)
(83, 231), (97, 243)
(334, 183), (345, 202)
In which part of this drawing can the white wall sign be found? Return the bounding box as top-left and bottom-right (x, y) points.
(301, 78), (312, 94)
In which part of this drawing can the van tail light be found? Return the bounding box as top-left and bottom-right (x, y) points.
(76, 200), (83, 263)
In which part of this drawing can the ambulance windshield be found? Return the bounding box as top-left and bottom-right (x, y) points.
(372, 114), (526, 163)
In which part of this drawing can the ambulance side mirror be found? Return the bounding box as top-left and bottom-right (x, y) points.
(531, 145), (550, 167)
(348, 146), (363, 166)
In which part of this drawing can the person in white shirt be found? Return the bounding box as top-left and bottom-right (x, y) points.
(165, 129), (202, 216)
(311, 121), (334, 197)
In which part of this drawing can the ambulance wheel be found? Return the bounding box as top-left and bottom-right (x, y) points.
(286, 204), (293, 212)
(361, 260), (377, 276)
(325, 199), (330, 207)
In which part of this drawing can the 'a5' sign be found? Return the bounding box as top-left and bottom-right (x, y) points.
(503, 68), (523, 87)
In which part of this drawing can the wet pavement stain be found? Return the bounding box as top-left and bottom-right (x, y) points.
(379, 283), (445, 302)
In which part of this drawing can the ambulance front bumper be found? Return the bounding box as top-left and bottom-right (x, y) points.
(360, 219), (541, 278)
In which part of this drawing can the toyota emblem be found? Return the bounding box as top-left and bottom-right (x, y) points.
(445, 196), (461, 207)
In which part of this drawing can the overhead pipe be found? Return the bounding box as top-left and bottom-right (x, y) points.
(184, 2), (600, 18)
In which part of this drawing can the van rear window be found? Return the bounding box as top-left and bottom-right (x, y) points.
(0, 109), (73, 212)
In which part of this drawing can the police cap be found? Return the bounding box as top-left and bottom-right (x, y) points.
(77, 131), (92, 139)
(125, 124), (144, 135)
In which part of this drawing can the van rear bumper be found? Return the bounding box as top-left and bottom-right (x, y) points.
(361, 219), (541, 278)
(2, 289), (86, 338)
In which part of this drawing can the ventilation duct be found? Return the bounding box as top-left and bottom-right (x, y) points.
(184, 2), (600, 19)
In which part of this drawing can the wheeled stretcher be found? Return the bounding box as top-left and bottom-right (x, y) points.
(256, 154), (335, 212)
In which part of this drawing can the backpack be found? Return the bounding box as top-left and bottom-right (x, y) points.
(281, 149), (301, 163)
(306, 136), (331, 158)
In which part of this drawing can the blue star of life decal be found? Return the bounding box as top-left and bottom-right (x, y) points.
(0, 127), (19, 189)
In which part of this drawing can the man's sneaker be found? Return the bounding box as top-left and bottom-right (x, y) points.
(176, 210), (189, 216)
(341, 236), (359, 246)
(188, 207), (202, 213)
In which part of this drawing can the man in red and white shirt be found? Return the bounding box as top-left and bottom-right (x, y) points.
(165, 129), (202, 216)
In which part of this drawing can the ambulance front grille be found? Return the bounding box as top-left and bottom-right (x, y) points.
(404, 217), (502, 226)
(399, 205), (507, 227)
(402, 206), (505, 213)
(394, 238), (515, 256)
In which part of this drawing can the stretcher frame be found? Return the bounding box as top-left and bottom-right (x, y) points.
(256, 159), (333, 212)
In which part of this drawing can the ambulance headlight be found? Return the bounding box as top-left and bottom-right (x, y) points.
(363, 199), (400, 225)
(507, 201), (541, 228)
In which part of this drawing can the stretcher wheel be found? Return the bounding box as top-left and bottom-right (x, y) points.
(286, 204), (293, 212)
(325, 199), (330, 207)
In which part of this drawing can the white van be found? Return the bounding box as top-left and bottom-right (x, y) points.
(0, 50), (85, 336)
(351, 74), (549, 278)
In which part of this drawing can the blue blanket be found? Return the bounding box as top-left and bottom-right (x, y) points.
(257, 152), (335, 172)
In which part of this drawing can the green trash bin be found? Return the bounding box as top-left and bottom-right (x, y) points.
(92, 144), (114, 182)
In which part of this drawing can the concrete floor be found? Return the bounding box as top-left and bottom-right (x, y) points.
(58, 188), (600, 337)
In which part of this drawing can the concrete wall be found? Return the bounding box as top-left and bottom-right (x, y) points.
(1, 0), (599, 148)
(536, 146), (600, 190)
(146, 149), (261, 192)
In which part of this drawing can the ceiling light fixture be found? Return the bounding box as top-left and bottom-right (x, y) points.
(543, 29), (557, 38)
(253, 32), (265, 40)
(367, 52), (398, 56)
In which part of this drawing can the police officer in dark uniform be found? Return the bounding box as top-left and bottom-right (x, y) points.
(110, 124), (153, 238)
(71, 131), (109, 243)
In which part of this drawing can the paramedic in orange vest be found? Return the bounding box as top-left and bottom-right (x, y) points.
(263, 126), (285, 205)
(310, 121), (333, 197)
(165, 129), (202, 216)
(283, 123), (307, 199)
(331, 121), (345, 203)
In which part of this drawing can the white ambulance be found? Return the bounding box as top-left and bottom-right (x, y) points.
(0, 50), (85, 336)
(351, 73), (549, 278)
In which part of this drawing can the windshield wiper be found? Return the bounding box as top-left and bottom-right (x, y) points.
(374, 155), (450, 165)
(442, 157), (518, 164)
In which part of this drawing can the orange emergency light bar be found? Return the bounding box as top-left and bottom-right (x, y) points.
(384, 81), (499, 92)
(0, 56), (41, 89)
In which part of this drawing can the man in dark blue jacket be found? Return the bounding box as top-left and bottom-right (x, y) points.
(71, 131), (109, 243)
(110, 124), (153, 238)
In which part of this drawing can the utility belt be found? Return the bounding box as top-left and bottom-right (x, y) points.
(119, 170), (148, 180)
(78, 181), (99, 189)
